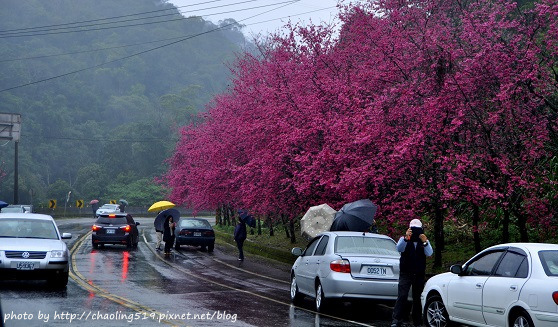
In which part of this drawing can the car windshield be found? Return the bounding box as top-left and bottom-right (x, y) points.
(335, 236), (399, 256)
(539, 250), (558, 276)
(180, 219), (211, 229)
(100, 205), (118, 210)
(1, 207), (24, 213)
(97, 217), (127, 224)
(0, 218), (59, 239)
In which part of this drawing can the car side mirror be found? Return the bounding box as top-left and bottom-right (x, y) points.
(450, 264), (463, 275)
(136, 222), (140, 226)
(291, 247), (303, 257)
(61, 233), (72, 239)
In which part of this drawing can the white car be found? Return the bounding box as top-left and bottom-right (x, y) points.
(95, 204), (120, 217)
(421, 243), (558, 327)
(290, 231), (401, 312)
(0, 213), (72, 288)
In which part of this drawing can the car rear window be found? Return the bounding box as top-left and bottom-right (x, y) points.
(335, 236), (399, 256)
(0, 218), (58, 239)
(539, 250), (558, 276)
(97, 217), (127, 224)
(180, 219), (211, 228)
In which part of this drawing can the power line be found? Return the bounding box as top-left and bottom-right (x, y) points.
(23, 135), (173, 143)
(0, 0), (228, 34)
(0, 1), (301, 93)
(0, 6), (335, 64)
(0, 1), (294, 39)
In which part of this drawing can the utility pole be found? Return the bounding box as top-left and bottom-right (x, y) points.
(0, 113), (21, 204)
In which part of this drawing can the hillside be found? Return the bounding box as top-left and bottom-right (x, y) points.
(0, 0), (249, 206)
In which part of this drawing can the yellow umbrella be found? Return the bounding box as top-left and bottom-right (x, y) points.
(148, 200), (175, 212)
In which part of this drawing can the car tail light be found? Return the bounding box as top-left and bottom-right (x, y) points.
(203, 230), (214, 237)
(553, 292), (558, 305)
(180, 230), (193, 236)
(92, 225), (101, 231)
(121, 225), (131, 232)
(330, 259), (351, 273)
(109, 214), (116, 218)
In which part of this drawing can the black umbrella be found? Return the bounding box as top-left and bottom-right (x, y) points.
(330, 199), (377, 232)
(154, 208), (180, 231)
(238, 209), (256, 228)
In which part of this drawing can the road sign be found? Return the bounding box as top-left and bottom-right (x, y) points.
(48, 200), (57, 209)
(76, 200), (84, 208)
(110, 200), (117, 204)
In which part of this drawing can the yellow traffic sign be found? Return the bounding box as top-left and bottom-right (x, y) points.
(76, 200), (84, 208)
(48, 199), (57, 209)
(110, 200), (117, 204)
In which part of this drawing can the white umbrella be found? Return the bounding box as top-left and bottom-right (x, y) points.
(300, 203), (336, 239)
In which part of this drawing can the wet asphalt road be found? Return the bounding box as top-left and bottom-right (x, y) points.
(1, 217), (399, 327)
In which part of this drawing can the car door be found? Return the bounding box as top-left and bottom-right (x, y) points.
(312, 235), (330, 282)
(296, 236), (322, 295)
(447, 250), (505, 325)
(482, 248), (529, 326)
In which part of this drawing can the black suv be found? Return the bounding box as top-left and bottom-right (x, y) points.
(91, 213), (139, 248)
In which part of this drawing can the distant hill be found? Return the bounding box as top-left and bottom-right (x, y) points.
(0, 0), (250, 206)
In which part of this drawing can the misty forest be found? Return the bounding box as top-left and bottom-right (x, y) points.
(0, 0), (249, 207)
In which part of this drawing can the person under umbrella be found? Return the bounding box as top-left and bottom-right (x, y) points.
(163, 215), (176, 255)
(234, 218), (247, 261)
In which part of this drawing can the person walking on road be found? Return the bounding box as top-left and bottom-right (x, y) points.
(163, 215), (176, 255)
(391, 219), (433, 327)
(234, 219), (247, 261)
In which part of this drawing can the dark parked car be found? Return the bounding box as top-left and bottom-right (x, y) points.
(175, 218), (215, 252)
(91, 213), (139, 249)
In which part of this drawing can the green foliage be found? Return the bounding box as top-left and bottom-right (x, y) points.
(0, 0), (250, 206)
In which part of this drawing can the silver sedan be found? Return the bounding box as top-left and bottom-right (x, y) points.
(0, 213), (72, 289)
(290, 231), (401, 312)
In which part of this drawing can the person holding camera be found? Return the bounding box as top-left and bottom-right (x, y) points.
(391, 219), (433, 327)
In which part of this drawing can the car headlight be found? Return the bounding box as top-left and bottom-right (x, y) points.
(50, 250), (68, 259)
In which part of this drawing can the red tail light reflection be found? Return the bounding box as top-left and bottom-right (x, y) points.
(330, 259), (351, 273)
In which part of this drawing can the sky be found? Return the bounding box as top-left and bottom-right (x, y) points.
(168, 0), (342, 38)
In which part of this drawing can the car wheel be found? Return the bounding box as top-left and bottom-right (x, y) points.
(315, 281), (328, 312)
(511, 310), (534, 327)
(92, 242), (98, 249)
(175, 243), (180, 250)
(49, 272), (69, 289)
(208, 244), (214, 253)
(290, 274), (304, 304)
(424, 295), (450, 327)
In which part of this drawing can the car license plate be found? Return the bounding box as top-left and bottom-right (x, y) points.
(194, 232), (201, 237)
(366, 266), (388, 276)
(16, 262), (35, 270)
(107, 229), (115, 234)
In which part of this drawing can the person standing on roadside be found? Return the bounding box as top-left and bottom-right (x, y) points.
(234, 218), (247, 261)
(154, 214), (163, 251)
(163, 215), (176, 255)
(391, 219), (433, 327)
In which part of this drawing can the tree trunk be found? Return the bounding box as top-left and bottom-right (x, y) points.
(267, 213), (274, 236)
(433, 205), (444, 268)
(281, 214), (290, 239)
(216, 206), (222, 226)
(473, 204), (481, 253)
(223, 204), (230, 226)
(502, 208), (510, 243)
(257, 216), (262, 235)
(289, 217), (296, 243)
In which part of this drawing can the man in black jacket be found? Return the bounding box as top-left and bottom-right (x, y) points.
(391, 219), (433, 327)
